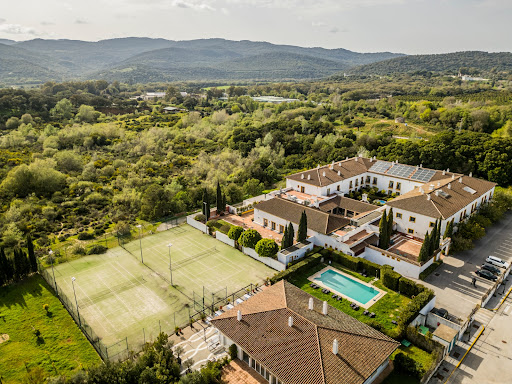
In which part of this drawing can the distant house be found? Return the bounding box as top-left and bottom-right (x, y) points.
(163, 106), (185, 113)
(211, 280), (399, 384)
(252, 96), (300, 104)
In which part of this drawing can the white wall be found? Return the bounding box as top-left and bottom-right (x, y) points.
(216, 231), (235, 247)
(311, 233), (354, 256)
(363, 359), (390, 384)
(363, 247), (421, 279)
(420, 297), (437, 316)
(186, 214), (208, 233)
(254, 208), (316, 238)
(277, 241), (314, 265)
(242, 247), (286, 271)
(388, 207), (436, 240)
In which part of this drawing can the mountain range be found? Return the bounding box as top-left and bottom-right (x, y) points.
(0, 37), (401, 85)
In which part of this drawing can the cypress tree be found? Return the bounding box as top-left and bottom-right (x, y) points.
(0, 248), (14, 283)
(418, 233), (430, 262)
(27, 234), (38, 273)
(444, 219), (454, 239)
(424, 231), (432, 257)
(216, 181), (223, 214)
(222, 193), (227, 213)
(281, 225), (290, 250)
(202, 188), (210, 221)
(288, 222), (295, 246)
(297, 211), (308, 243)
(0, 248), (6, 286)
(379, 210), (388, 249)
(387, 208), (394, 242)
(434, 219), (441, 249)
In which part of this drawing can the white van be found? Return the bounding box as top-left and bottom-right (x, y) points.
(485, 256), (509, 269)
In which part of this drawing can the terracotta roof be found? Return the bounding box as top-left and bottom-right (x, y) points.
(212, 281), (399, 384)
(255, 197), (349, 235)
(287, 158), (373, 187)
(319, 196), (377, 216)
(386, 175), (496, 219)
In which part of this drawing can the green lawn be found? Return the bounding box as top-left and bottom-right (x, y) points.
(50, 224), (275, 350)
(0, 275), (101, 384)
(288, 262), (410, 336)
(383, 345), (434, 384)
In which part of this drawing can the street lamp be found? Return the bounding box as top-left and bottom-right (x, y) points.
(167, 243), (173, 286)
(136, 224), (143, 263)
(49, 250), (57, 290)
(71, 277), (81, 326)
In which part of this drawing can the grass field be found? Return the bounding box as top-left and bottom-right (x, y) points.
(0, 275), (101, 384)
(51, 224), (274, 351)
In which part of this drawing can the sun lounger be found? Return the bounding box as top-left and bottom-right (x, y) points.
(332, 294), (338, 299)
(369, 312), (375, 318)
(363, 310), (369, 316)
(336, 296), (342, 301)
(243, 294), (252, 300)
(205, 316), (212, 324)
(215, 310), (223, 317)
(235, 298), (244, 305)
(226, 304), (234, 310)
(401, 339), (411, 347)
(392, 320), (398, 325)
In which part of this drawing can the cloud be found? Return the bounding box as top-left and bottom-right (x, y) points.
(41, 21), (55, 26)
(120, 0), (216, 11)
(312, 21), (327, 27)
(329, 27), (339, 33)
(172, 1), (216, 11)
(0, 18), (6, 24)
(226, 0), (408, 11)
(74, 18), (89, 24)
(0, 23), (39, 35)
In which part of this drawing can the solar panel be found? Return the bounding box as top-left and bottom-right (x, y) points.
(386, 164), (416, 178)
(368, 161), (392, 174)
(410, 168), (436, 182)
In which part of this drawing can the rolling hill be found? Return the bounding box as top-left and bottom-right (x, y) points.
(0, 37), (403, 84)
(345, 51), (512, 76)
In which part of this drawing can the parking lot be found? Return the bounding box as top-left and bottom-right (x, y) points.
(421, 212), (512, 320)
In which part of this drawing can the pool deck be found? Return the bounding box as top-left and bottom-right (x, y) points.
(308, 266), (386, 309)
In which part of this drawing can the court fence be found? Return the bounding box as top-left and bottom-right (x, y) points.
(39, 266), (261, 363)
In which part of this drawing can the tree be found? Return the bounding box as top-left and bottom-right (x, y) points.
(0, 248), (14, 284)
(3, 223), (23, 248)
(202, 188), (210, 221)
(424, 231), (432, 258)
(433, 219), (441, 250)
(387, 208), (394, 238)
(140, 184), (169, 221)
(76, 105), (99, 123)
(21, 113), (33, 125)
(378, 210), (389, 249)
(13, 248), (30, 279)
(281, 224), (290, 250)
(228, 226), (244, 243)
(238, 229), (262, 249)
(50, 98), (73, 120)
(216, 181), (223, 214)
(5, 116), (20, 130)
(255, 239), (279, 258)
(288, 222), (295, 246)
(418, 233), (430, 263)
(297, 211), (308, 242)
(444, 219), (454, 239)
(27, 234), (38, 273)
(243, 178), (264, 197)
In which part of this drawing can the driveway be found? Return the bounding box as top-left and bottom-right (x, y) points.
(421, 212), (512, 320)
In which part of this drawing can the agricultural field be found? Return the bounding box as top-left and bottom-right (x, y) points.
(0, 275), (101, 384)
(50, 224), (274, 353)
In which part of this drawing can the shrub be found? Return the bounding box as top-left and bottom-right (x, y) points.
(77, 231), (94, 240)
(394, 352), (426, 379)
(399, 277), (425, 298)
(228, 344), (238, 360)
(43, 304), (49, 312)
(218, 225), (231, 234)
(87, 244), (108, 255)
(270, 253), (323, 284)
(238, 229), (262, 249)
(228, 226), (244, 242)
(357, 259), (381, 278)
(381, 266), (401, 291)
(398, 289), (435, 328)
(194, 214), (206, 223)
(70, 244), (86, 255)
(330, 251), (359, 271)
(255, 239), (279, 258)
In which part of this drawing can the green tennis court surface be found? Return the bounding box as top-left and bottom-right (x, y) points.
(52, 224), (274, 350)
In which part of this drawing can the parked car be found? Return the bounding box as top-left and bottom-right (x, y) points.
(486, 256), (509, 269)
(436, 308), (448, 318)
(476, 269), (498, 281)
(481, 263), (501, 275)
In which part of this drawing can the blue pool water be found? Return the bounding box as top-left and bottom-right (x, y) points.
(314, 269), (379, 304)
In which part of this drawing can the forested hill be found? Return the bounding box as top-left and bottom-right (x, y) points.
(343, 51), (512, 77)
(0, 37), (402, 85)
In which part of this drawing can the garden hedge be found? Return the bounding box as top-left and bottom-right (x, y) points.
(270, 253), (322, 284)
(357, 258), (381, 278)
(381, 266), (401, 291)
(399, 277), (426, 298)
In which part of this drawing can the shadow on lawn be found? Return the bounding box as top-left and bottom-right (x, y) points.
(0, 274), (45, 309)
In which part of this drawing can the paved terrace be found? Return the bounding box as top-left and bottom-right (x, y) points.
(222, 212), (283, 244)
(388, 233), (422, 263)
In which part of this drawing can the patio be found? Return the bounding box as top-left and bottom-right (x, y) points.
(388, 233), (423, 263)
(222, 212), (283, 244)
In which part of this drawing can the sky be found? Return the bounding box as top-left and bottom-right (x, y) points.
(0, 0), (511, 54)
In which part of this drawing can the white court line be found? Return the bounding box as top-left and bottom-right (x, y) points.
(73, 280), (115, 332)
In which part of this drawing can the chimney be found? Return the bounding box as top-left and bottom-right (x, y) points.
(345, 157), (349, 161)
(448, 183), (451, 189)
(442, 170), (446, 175)
(447, 168), (450, 173)
(429, 184), (434, 191)
(435, 190), (440, 197)
(308, 297), (314, 310)
(322, 171), (326, 177)
(437, 182), (441, 187)
(420, 163), (423, 168)
(322, 301), (328, 315)
(301, 174), (304, 179)
(355, 157), (358, 162)
(288, 316), (293, 327)
(459, 177), (463, 183)
(370, 158), (373, 162)
(373, 156), (376, 160)
(419, 187), (424, 194)
(332, 339), (339, 355)
(307, 175), (311, 180)
(452, 174), (455, 180)
(337, 171), (341, 176)
(469, 172), (472, 177)
(237, 310), (242, 321)
(427, 194), (431, 201)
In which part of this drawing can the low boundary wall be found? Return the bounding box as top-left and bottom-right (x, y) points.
(242, 247), (286, 271)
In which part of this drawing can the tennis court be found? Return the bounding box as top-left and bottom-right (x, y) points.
(52, 224), (275, 352)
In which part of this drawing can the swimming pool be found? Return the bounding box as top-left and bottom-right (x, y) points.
(313, 269), (379, 304)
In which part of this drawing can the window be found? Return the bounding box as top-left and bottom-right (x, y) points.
(263, 219), (268, 227)
(396, 213), (402, 219)
(349, 181), (353, 188)
(300, 186), (305, 193)
(337, 185), (340, 191)
(327, 188), (330, 194)
(408, 228), (414, 234)
(429, 222), (435, 227)
(396, 182), (401, 190)
(271, 222), (276, 230)
(373, 177), (377, 185)
(388, 190), (393, 195)
(389, 181), (394, 188)
(409, 216), (416, 223)
(279, 225), (284, 233)
(355, 179), (359, 186)
(361, 177), (364, 184)
(366, 176), (371, 183)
